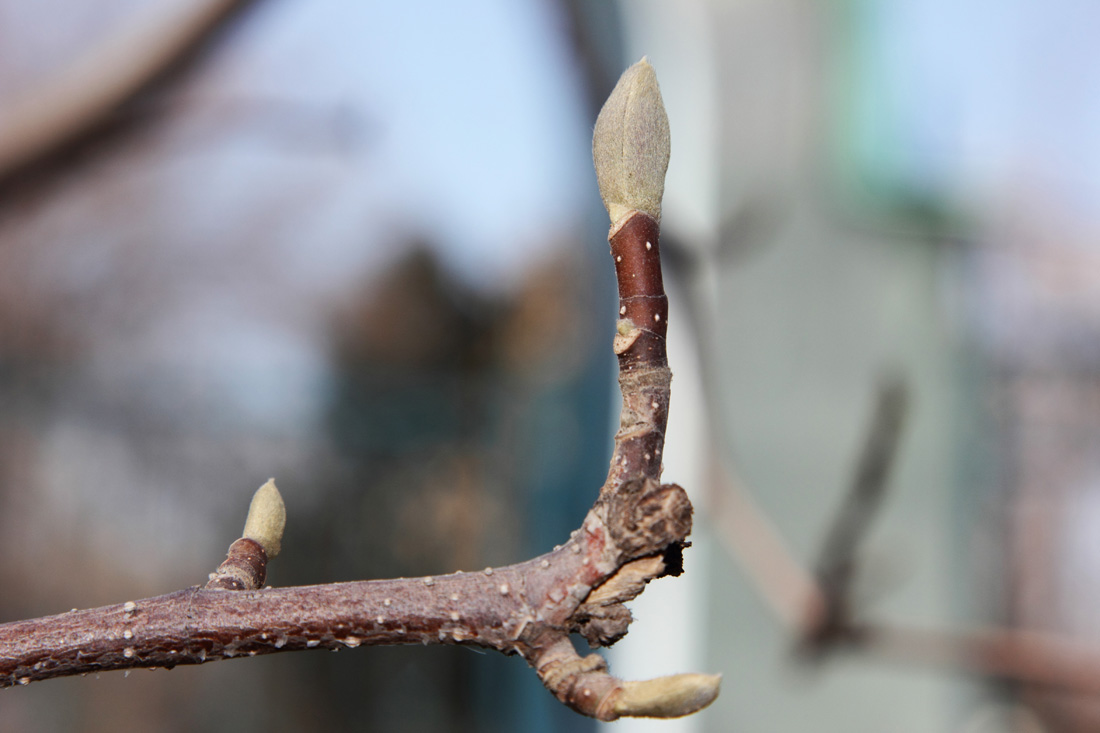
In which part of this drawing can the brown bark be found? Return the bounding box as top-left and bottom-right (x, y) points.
(0, 211), (714, 720)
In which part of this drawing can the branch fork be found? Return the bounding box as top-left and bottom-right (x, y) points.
(0, 58), (720, 721)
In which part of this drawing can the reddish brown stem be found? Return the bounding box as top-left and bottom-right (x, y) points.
(1, 548), (576, 687)
(611, 212), (668, 369)
(0, 491), (688, 697)
(605, 211), (670, 493)
(528, 209), (692, 719)
(0, 209), (703, 720)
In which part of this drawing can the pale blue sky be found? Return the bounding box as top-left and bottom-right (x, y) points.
(209, 0), (596, 293)
(855, 0), (1100, 223)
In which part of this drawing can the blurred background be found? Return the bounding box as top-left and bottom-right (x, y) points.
(2, 0), (1100, 731)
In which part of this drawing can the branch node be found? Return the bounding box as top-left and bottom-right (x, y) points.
(602, 479), (692, 559)
(205, 480), (285, 590)
(613, 319), (642, 355)
(206, 538), (267, 591)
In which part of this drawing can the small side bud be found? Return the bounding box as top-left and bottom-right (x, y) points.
(612, 318), (642, 355)
(610, 673), (721, 719)
(242, 479), (286, 558)
(592, 57), (671, 225)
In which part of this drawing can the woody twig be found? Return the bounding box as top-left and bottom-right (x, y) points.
(0, 59), (719, 722)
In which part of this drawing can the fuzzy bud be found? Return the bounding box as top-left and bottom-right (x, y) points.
(242, 479), (286, 558)
(593, 57), (671, 225)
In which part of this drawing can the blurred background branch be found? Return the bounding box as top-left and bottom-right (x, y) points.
(0, 0), (259, 190)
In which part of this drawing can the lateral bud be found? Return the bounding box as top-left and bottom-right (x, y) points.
(609, 673), (722, 719)
(242, 478), (286, 558)
(206, 479), (286, 591)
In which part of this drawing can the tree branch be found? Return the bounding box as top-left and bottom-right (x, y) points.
(704, 371), (1100, 697)
(804, 376), (908, 648)
(0, 0), (257, 187)
(707, 458), (826, 633)
(0, 59), (719, 721)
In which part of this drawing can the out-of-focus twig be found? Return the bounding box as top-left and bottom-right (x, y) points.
(669, 197), (1100, 695)
(0, 0), (257, 186)
(855, 624), (1100, 696)
(703, 359), (1100, 696)
(805, 376), (908, 647)
(707, 455), (825, 633)
(692, 310), (1100, 699)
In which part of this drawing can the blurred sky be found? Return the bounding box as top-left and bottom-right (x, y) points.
(1, 0), (601, 432)
(849, 0), (1100, 228)
(202, 0), (595, 293)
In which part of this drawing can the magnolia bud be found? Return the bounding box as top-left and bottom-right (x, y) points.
(593, 58), (671, 225)
(242, 479), (286, 558)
